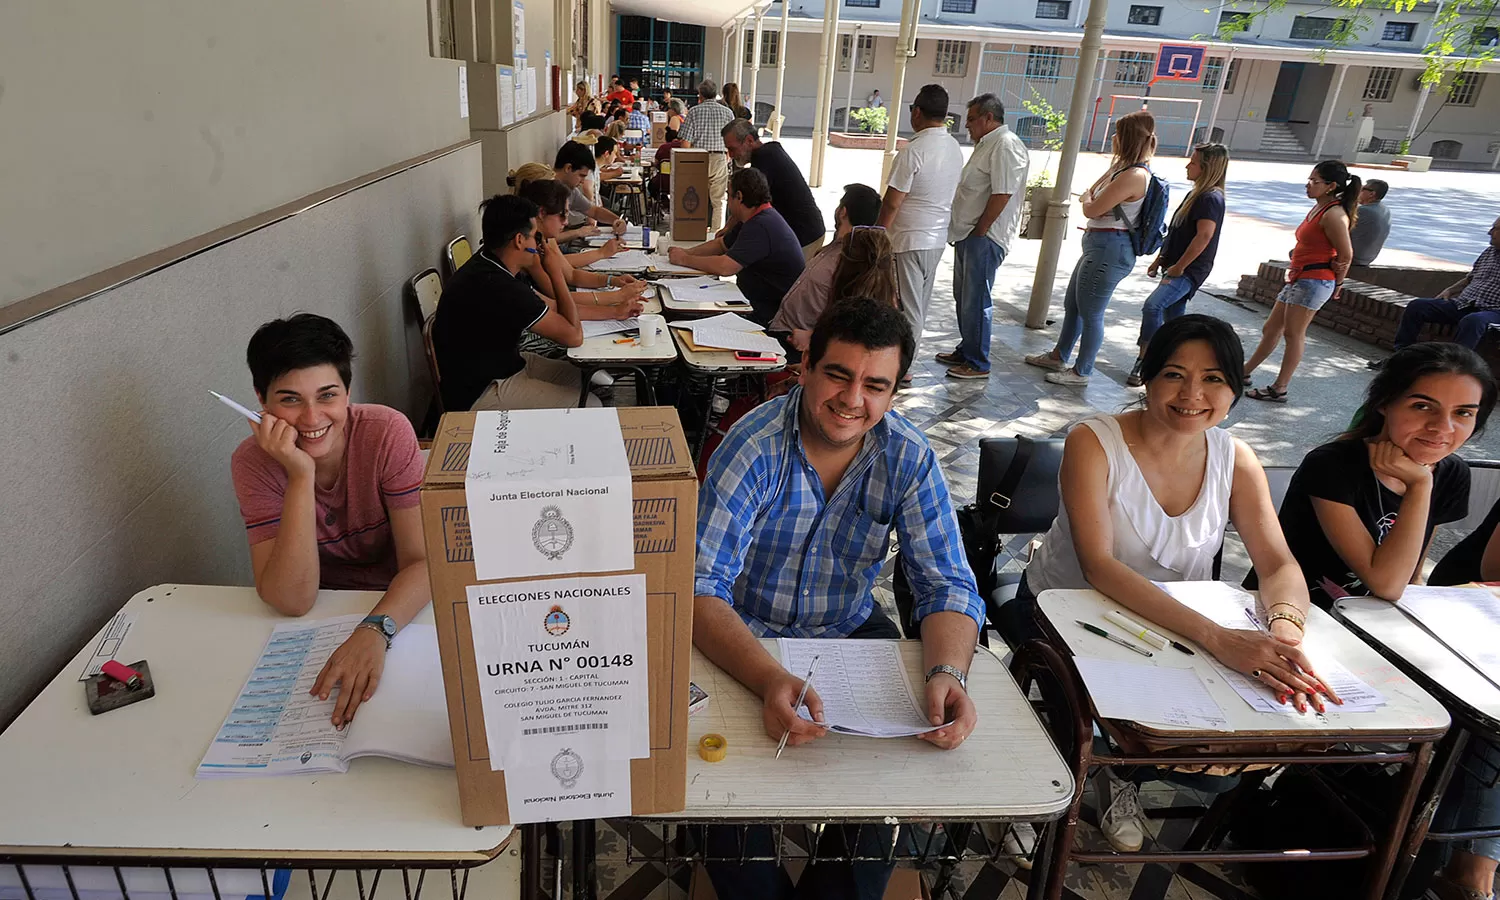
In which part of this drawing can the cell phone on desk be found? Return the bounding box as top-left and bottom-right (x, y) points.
(735, 351), (778, 362)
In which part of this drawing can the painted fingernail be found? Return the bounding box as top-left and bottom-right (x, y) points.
(1278, 694), (1287, 704)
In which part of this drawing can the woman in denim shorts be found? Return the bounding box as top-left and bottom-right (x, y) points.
(1243, 160), (1360, 402)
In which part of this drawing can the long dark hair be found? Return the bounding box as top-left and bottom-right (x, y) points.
(1339, 342), (1498, 442)
(1139, 314), (1246, 405)
(1313, 159), (1362, 226)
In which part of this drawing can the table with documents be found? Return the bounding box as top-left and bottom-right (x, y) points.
(0, 585), (517, 900)
(1027, 586), (1448, 900)
(564, 293), (677, 406)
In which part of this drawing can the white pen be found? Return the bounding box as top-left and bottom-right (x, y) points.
(775, 655), (821, 760)
(209, 390), (262, 424)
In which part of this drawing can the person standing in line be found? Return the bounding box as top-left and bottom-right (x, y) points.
(1127, 143), (1229, 386)
(721, 118), (827, 259)
(1242, 160), (1360, 402)
(935, 94), (1029, 380)
(878, 84), (963, 360)
(679, 79), (737, 232)
(1025, 109), (1157, 386)
(721, 82), (751, 122)
(1349, 178), (1391, 267)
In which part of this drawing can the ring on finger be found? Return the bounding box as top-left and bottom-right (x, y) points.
(1252, 669), (1263, 678)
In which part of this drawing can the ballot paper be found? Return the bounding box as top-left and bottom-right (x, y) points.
(1396, 585), (1500, 689)
(687, 321), (785, 354)
(465, 409), (634, 580)
(586, 250), (657, 272)
(582, 318), (639, 338)
(1072, 656), (1231, 730)
(1211, 654), (1386, 714)
(585, 224), (647, 245)
(77, 609), (138, 680)
(778, 639), (947, 737)
(1152, 580), (1260, 630)
(661, 277), (749, 305)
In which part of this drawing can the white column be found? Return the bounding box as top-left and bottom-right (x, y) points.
(1406, 82), (1433, 143)
(1312, 63), (1348, 159)
(970, 42), (987, 104)
(736, 17), (749, 87)
(809, 0), (842, 185)
(748, 7), (766, 115)
(720, 25), (733, 83)
(845, 25), (861, 133)
(1204, 49), (1234, 142)
(771, 0), (790, 138)
(881, 0), (921, 187)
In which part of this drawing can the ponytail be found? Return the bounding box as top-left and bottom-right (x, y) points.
(1313, 159), (1360, 228)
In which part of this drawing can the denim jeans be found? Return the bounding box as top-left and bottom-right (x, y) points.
(952, 234), (1008, 371)
(1053, 230), (1137, 376)
(1434, 734), (1500, 862)
(1394, 297), (1500, 350)
(1137, 275), (1197, 348)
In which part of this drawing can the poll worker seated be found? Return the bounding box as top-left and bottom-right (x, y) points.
(694, 299), (983, 899)
(666, 167), (806, 327)
(1373, 217), (1500, 363)
(772, 213), (898, 359)
(1251, 342), (1494, 609)
(593, 135), (627, 183)
(512, 161), (605, 249)
(514, 178), (648, 316)
(431, 194), (592, 411)
(553, 140), (628, 237)
(767, 183), (883, 352)
(230, 314), (429, 728)
(1011, 314), (1340, 854)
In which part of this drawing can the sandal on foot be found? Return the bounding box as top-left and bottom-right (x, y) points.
(1247, 385), (1289, 403)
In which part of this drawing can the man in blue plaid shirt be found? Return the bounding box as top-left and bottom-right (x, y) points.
(626, 101), (651, 146)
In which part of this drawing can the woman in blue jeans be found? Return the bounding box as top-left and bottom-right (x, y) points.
(1026, 110), (1157, 386)
(1127, 143), (1229, 387)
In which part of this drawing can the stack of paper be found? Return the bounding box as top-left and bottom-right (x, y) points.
(582, 318), (638, 338)
(778, 638), (947, 738)
(1153, 581), (1260, 630)
(683, 313), (783, 354)
(586, 250), (657, 272)
(1212, 655), (1386, 714)
(585, 224), (648, 246)
(1072, 656), (1230, 730)
(1396, 584), (1500, 688)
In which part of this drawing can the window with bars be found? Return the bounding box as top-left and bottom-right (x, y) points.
(1218, 11), (1251, 34)
(1036, 0), (1071, 20)
(846, 0), (880, 7)
(933, 40), (969, 76)
(743, 30), (779, 66)
(1362, 67), (1398, 101)
(1025, 45), (1064, 81)
(432, 0), (458, 58)
(1128, 5), (1162, 25)
(1448, 72), (1485, 106)
(1202, 57), (1240, 93)
(1114, 50), (1154, 84)
(1290, 15), (1346, 40)
(575, 0), (590, 65)
(940, 0), (977, 12)
(1382, 22), (1416, 41)
(838, 33), (877, 72)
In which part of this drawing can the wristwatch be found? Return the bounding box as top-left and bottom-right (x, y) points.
(357, 614), (398, 650)
(924, 664), (968, 692)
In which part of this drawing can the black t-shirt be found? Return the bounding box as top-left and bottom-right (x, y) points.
(750, 142), (826, 247)
(430, 251), (548, 411)
(1247, 439), (1470, 608)
(1432, 497), (1500, 585)
(723, 207), (807, 327)
(1161, 189), (1225, 289)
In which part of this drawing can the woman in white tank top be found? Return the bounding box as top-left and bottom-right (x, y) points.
(1015, 316), (1341, 851)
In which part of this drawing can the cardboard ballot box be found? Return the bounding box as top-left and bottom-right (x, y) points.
(421, 408), (696, 825)
(651, 110), (668, 146)
(670, 147), (710, 243)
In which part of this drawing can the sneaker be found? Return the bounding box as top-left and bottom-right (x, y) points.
(1045, 369), (1090, 386)
(1024, 352), (1067, 371)
(934, 349), (965, 366)
(946, 364), (990, 380)
(1002, 822), (1037, 871)
(1097, 772), (1146, 853)
(1125, 358), (1145, 387)
(1424, 875), (1492, 900)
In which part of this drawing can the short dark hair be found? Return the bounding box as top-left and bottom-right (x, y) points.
(247, 313), (354, 399)
(806, 298), (915, 384)
(730, 167), (772, 207)
(632, 100), (643, 110)
(1342, 342), (1497, 441)
(554, 140), (596, 172)
(912, 84), (949, 121)
(612, 108), (629, 121)
(595, 135), (618, 158)
(1365, 178), (1389, 200)
(479, 194), (540, 249)
(516, 178), (570, 217)
(579, 112), (606, 131)
(839, 183), (882, 227)
(1139, 314), (1246, 404)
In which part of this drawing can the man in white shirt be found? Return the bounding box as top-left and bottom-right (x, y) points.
(877, 84), (963, 358)
(937, 94), (1029, 380)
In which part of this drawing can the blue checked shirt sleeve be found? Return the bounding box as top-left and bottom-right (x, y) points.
(694, 433), (766, 605)
(892, 444), (985, 630)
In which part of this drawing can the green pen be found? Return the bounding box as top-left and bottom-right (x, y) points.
(1075, 620), (1154, 657)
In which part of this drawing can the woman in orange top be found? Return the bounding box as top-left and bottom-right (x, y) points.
(1243, 160), (1360, 402)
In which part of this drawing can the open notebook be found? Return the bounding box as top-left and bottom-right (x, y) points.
(197, 616), (453, 777)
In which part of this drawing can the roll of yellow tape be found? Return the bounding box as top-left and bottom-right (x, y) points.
(698, 733), (727, 762)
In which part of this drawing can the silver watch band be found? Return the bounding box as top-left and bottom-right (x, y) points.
(355, 621), (392, 650)
(924, 663), (967, 691)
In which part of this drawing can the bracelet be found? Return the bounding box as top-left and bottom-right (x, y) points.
(1268, 601), (1302, 612)
(924, 664), (968, 692)
(1266, 610), (1305, 632)
(605, 275), (614, 288)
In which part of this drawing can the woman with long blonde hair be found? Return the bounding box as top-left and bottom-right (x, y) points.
(1027, 109), (1158, 385)
(1126, 143), (1229, 386)
(721, 82), (751, 122)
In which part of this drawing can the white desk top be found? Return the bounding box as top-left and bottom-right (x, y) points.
(567, 331), (679, 364)
(657, 641), (1074, 822)
(1336, 597), (1500, 728)
(1040, 589), (1449, 739)
(670, 327), (787, 374)
(0, 585), (512, 863)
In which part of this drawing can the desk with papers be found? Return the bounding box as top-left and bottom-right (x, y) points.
(1028, 587), (1448, 900)
(669, 324), (787, 462)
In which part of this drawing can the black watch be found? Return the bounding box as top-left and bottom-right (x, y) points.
(359, 614), (397, 650)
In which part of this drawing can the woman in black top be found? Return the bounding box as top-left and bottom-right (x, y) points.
(1252, 343), (1495, 609)
(1432, 497), (1500, 585)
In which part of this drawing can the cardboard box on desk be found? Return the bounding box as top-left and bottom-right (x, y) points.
(420, 408), (697, 826)
(651, 110), (668, 146)
(670, 147), (710, 243)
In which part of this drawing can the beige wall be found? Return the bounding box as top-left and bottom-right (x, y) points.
(0, 0), (472, 310)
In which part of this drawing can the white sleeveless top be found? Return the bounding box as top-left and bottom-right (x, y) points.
(1027, 416), (1236, 592)
(1085, 167), (1147, 230)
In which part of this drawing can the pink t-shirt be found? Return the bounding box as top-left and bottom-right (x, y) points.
(231, 404), (425, 591)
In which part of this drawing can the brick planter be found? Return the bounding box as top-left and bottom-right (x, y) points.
(1235, 261), (1456, 351)
(828, 132), (910, 151)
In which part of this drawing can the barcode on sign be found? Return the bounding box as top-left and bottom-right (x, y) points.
(522, 722), (610, 736)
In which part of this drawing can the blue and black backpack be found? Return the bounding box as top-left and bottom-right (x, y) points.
(1111, 163), (1170, 256)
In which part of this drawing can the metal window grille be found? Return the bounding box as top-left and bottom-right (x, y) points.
(934, 40), (969, 77)
(941, 0), (977, 12)
(838, 33), (876, 72)
(1382, 21), (1416, 41)
(846, 0), (880, 8)
(1128, 5), (1162, 26)
(744, 30), (778, 66)
(1218, 11), (1250, 33)
(1035, 0), (1070, 20)
(1202, 57), (1239, 93)
(1025, 45), (1064, 81)
(1363, 67), (1398, 101)
(1114, 50), (1155, 85)
(1290, 15), (1344, 40)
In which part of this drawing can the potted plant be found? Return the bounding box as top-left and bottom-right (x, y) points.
(850, 106), (888, 135)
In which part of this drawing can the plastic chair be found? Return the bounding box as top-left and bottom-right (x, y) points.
(445, 236), (473, 279)
(410, 268), (442, 321)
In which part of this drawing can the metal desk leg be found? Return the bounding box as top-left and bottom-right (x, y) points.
(1364, 739), (1436, 900)
(576, 367), (596, 409)
(520, 823), (543, 900)
(691, 376), (722, 463)
(571, 819), (596, 900)
(1387, 728), (1471, 900)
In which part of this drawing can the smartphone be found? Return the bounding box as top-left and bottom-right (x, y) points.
(688, 681), (710, 715)
(735, 351), (778, 362)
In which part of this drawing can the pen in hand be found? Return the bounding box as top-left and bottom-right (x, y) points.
(775, 655), (821, 760)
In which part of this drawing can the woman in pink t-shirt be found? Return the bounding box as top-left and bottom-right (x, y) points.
(229, 314), (429, 728)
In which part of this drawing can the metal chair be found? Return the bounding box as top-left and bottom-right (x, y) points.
(445, 235), (473, 280)
(422, 312), (443, 416)
(410, 268), (442, 321)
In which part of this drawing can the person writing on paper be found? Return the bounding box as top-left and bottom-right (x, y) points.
(514, 179), (648, 315)
(694, 299), (983, 899)
(431, 194), (593, 411)
(667, 167), (806, 327)
(1013, 315), (1338, 853)
(230, 314), (428, 729)
(510, 163), (619, 263)
(552, 141), (629, 237)
(1251, 342), (1494, 609)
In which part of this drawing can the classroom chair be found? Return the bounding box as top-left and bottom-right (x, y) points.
(422, 313), (443, 417)
(1448, 459), (1500, 539)
(410, 268), (442, 321)
(445, 235), (473, 280)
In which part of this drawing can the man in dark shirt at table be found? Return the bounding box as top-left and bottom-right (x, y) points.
(666, 167), (806, 327)
(721, 118), (827, 259)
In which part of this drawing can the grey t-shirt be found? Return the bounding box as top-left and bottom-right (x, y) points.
(1350, 201), (1391, 266)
